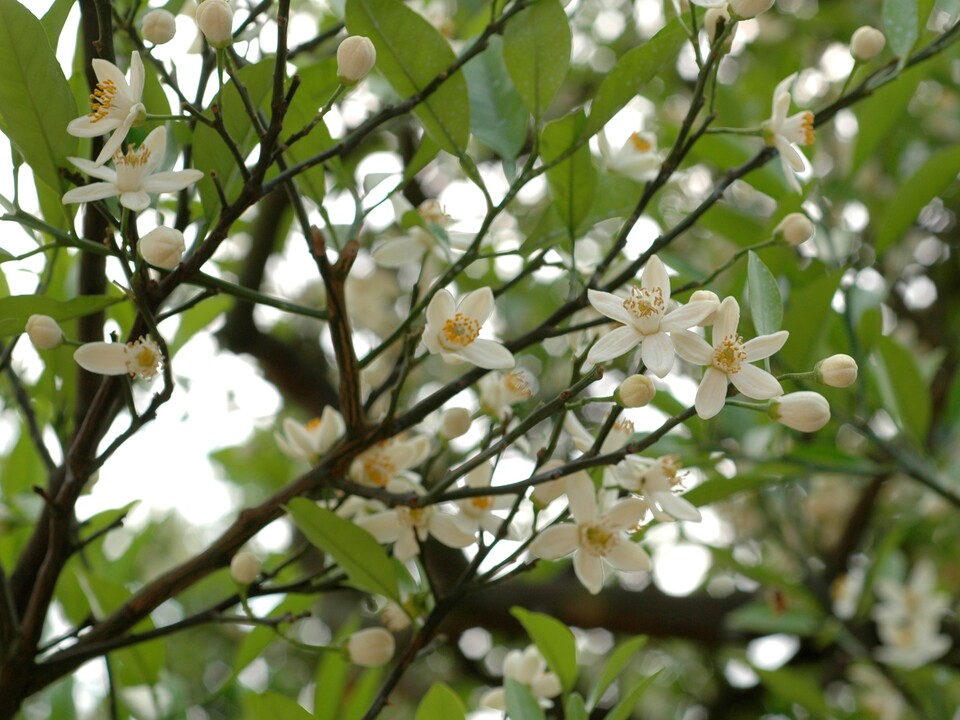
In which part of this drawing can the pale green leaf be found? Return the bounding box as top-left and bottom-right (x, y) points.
(464, 37), (528, 159)
(756, 667), (831, 718)
(505, 678), (547, 720)
(746, 251), (783, 335)
(883, 0), (918, 58)
(248, 692), (314, 720)
(415, 683), (467, 720)
(541, 111), (597, 235)
(287, 498), (401, 603)
(875, 335), (932, 443)
(586, 635), (647, 709)
(511, 606), (577, 692)
(603, 669), (661, 720)
(502, 0), (571, 119)
(346, 0), (469, 155)
(565, 693), (588, 720)
(0, 294), (122, 337)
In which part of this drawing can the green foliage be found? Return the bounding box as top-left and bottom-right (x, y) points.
(511, 607), (578, 692)
(502, 0), (571, 120)
(247, 691), (313, 719)
(505, 677), (547, 720)
(0, 294), (121, 336)
(883, 0), (919, 58)
(415, 683), (467, 720)
(874, 335), (933, 442)
(602, 669), (661, 720)
(464, 37), (528, 159)
(541, 110), (597, 236)
(756, 667), (832, 718)
(746, 251), (783, 335)
(586, 635), (647, 710)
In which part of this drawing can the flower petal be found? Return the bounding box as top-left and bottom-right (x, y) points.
(355, 511), (402, 543)
(573, 550), (604, 594)
(731, 363), (783, 400)
(128, 51), (145, 99)
(119, 191), (151, 211)
(585, 325), (642, 364)
(602, 496), (645, 531)
(641, 331), (674, 378)
(670, 329), (713, 365)
(428, 513), (477, 549)
(91, 57), (130, 94)
(743, 330), (789, 362)
(605, 541), (651, 573)
(426, 288), (456, 328)
(393, 528), (420, 561)
(372, 236), (423, 267)
(457, 339), (515, 369)
(641, 255), (670, 300)
(712, 297), (740, 342)
(695, 367), (729, 419)
(94, 108), (141, 165)
(67, 115), (122, 138)
(459, 286), (494, 323)
(566, 474), (597, 523)
(529, 525), (579, 560)
(654, 491), (702, 522)
(74, 342), (128, 375)
(62, 183), (120, 205)
(142, 169), (204, 194)
(661, 299), (719, 332)
(775, 137), (806, 173)
(587, 289), (634, 326)
(68, 157), (117, 182)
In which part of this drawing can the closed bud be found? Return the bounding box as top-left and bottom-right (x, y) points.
(230, 551), (261, 584)
(851, 26), (886, 62)
(337, 36), (377, 84)
(815, 354), (858, 388)
(440, 407), (472, 439)
(195, 0), (233, 47)
(729, 0), (774, 19)
(26, 315), (64, 350)
(704, 7), (733, 49)
(769, 392), (830, 432)
(142, 9), (177, 45)
(615, 374), (656, 408)
(345, 627), (395, 667)
(775, 213), (814, 246)
(139, 226), (186, 269)
(381, 602), (411, 632)
(690, 290), (720, 326)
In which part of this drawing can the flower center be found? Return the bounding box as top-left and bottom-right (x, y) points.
(630, 133), (652, 152)
(306, 417), (322, 431)
(613, 418), (635, 436)
(470, 496), (494, 512)
(362, 451), (397, 487)
(798, 111), (815, 146)
(398, 507), (429, 530)
(114, 144), (151, 192)
(580, 522), (617, 557)
(89, 79), (118, 122)
(622, 286), (664, 322)
(712, 334), (746, 374)
(504, 371), (533, 399)
(441, 313), (480, 348)
(125, 337), (161, 378)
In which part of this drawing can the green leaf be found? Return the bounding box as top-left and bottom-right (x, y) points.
(415, 683), (467, 720)
(505, 678), (547, 720)
(0, 294), (122, 336)
(756, 667), (831, 718)
(511, 607), (577, 692)
(586, 635), (647, 710)
(464, 37), (528, 159)
(287, 498), (401, 603)
(851, 63), (922, 172)
(313, 617), (358, 720)
(343, 666), (385, 720)
(234, 595), (314, 675)
(874, 145), (960, 254)
(883, 0), (918, 58)
(502, 0), (571, 119)
(0, 0), (77, 193)
(875, 335), (932, 442)
(779, 270), (841, 369)
(584, 20), (685, 139)
(541, 111), (597, 235)
(248, 692), (313, 720)
(602, 669), (661, 720)
(346, 0), (469, 155)
(40, 0), (75, 44)
(746, 251), (783, 335)
(565, 693), (588, 720)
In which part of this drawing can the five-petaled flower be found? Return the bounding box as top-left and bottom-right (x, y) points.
(275, 406), (346, 463)
(62, 126), (203, 212)
(422, 287), (515, 369)
(598, 130), (661, 183)
(613, 455), (702, 522)
(67, 52), (147, 167)
(762, 73), (815, 193)
(672, 297), (788, 419)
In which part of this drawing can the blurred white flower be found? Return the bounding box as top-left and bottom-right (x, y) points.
(598, 130), (661, 183)
(480, 645), (563, 710)
(25, 315), (64, 350)
(479, 368), (537, 419)
(453, 462), (519, 539)
(344, 627), (395, 667)
(230, 551), (261, 584)
(74, 335), (162, 379)
(614, 455), (701, 522)
(350, 435), (430, 487)
(762, 73), (815, 193)
(275, 406), (346, 463)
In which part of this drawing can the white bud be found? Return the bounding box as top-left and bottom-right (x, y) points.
(139, 227), (186, 269)
(230, 551), (261, 584)
(142, 9), (177, 45)
(689, 290), (720, 326)
(815, 354), (858, 388)
(26, 315), (64, 350)
(851, 26), (886, 62)
(769, 392), (831, 432)
(775, 213), (815, 246)
(195, 0), (234, 47)
(704, 7), (733, 48)
(615, 374), (656, 408)
(337, 36), (377, 84)
(440, 407), (472, 439)
(345, 627), (395, 667)
(381, 602), (411, 632)
(729, 0), (774, 19)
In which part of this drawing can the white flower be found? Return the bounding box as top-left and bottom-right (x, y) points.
(355, 481), (476, 561)
(815, 354), (858, 388)
(345, 627), (395, 667)
(349, 435), (431, 487)
(479, 368), (537, 419)
(138, 226), (186, 269)
(529, 474), (650, 595)
(230, 551), (261, 584)
(422, 287), (515, 369)
(768, 391), (830, 432)
(63, 127), (204, 212)
(564, 413), (634, 488)
(74, 335), (163, 379)
(453, 462), (519, 539)
(598, 130), (661, 183)
(440, 407), (472, 439)
(25, 315), (64, 350)
(67, 53), (146, 166)
(585, 255), (719, 376)
(337, 35), (377, 84)
(481, 645), (563, 710)
(703, 7), (733, 48)
(275, 406), (346, 463)
(672, 297), (788, 419)
(851, 26), (886, 62)
(372, 227), (444, 268)
(380, 601), (411, 631)
(613, 455), (701, 522)
(142, 9), (177, 45)
(762, 73), (815, 193)
(195, 0), (234, 47)
(775, 213), (815, 246)
(615, 374), (656, 408)
(729, 0), (774, 18)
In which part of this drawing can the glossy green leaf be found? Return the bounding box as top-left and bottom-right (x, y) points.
(415, 683), (467, 720)
(404, 133), (441, 183)
(0, 294), (122, 336)
(779, 270), (841, 368)
(343, 666), (385, 720)
(746, 251), (783, 335)
(234, 595), (314, 674)
(346, 0), (469, 155)
(314, 617), (358, 720)
(287, 498), (401, 603)
(875, 145), (960, 254)
(464, 37), (528, 159)
(541, 111), (597, 235)
(603, 669), (661, 720)
(875, 335), (932, 442)
(511, 607), (577, 692)
(586, 635), (647, 709)
(756, 667), (831, 718)
(0, 0), (77, 193)
(565, 693), (588, 720)
(883, 0), (918, 58)
(505, 677), (547, 720)
(852, 63), (921, 172)
(502, 0), (570, 119)
(584, 20), (685, 139)
(248, 692), (313, 720)
(40, 0), (74, 45)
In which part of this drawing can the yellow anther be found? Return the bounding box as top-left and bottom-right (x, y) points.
(442, 313), (481, 348)
(800, 112), (815, 146)
(581, 523), (616, 556)
(630, 133), (653, 152)
(712, 335), (747, 374)
(504, 371), (533, 398)
(88, 79), (117, 121)
(622, 286), (664, 321)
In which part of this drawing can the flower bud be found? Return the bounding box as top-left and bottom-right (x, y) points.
(230, 551), (261, 584)
(615, 374), (656, 408)
(26, 315), (64, 350)
(440, 407), (472, 439)
(195, 0), (233, 47)
(139, 227), (186, 269)
(704, 7), (733, 49)
(337, 36), (377, 84)
(769, 392), (830, 432)
(142, 9), (177, 45)
(775, 213), (814, 246)
(689, 290), (720, 326)
(815, 354), (858, 388)
(345, 627), (395, 667)
(729, 0), (774, 19)
(850, 26), (886, 62)
(381, 602), (411, 632)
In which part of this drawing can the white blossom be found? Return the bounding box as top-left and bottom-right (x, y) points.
(769, 391), (830, 432)
(762, 73), (815, 193)
(480, 645), (563, 710)
(851, 26), (886, 62)
(138, 226), (186, 269)
(195, 0), (234, 47)
(230, 551), (261, 585)
(74, 335), (163, 379)
(815, 354), (858, 388)
(598, 130), (661, 183)
(275, 406), (346, 463)
(613, 455), (701, 522)
(142, 9), (177, 45)
(25, 315), (64, 350)
(453, 462), (520, 539)
(337, 36), (377, 84)
(349, 435), (430, 487)
(345, 627), (395, 667)
(479, 368), (537, 419)
(422, 287), (515, 369)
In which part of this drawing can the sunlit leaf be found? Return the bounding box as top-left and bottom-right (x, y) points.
(586, 635), (647, 710)
(248, 692), (314, 720)
(883, 0), (918, 58)
(464, 37), (528, 159)
(541, 111), (597, 236)
(502, 0), (570, 120)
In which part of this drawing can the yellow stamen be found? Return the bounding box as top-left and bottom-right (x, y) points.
(442, 313), (480, 347)
(800, 112), (815, 146)
(88, 79), (117, 122)
(580, 523), (616, 557)
(630, 133), (653, 152)
(306, 417), (322, 431)
(712, 334), (747, 374)
(504, 371), (533, 399)
(622, 286), (664, 321)
(470, 496), (494, 511)
(115, 144), (151, 167)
